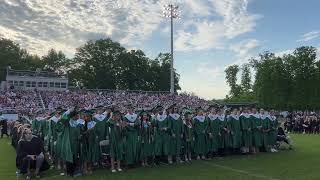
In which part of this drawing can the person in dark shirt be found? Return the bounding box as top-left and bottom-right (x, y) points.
(16, 128), (46, 179)
(277, 127), (293, 149)
(0, 116), (9, 138)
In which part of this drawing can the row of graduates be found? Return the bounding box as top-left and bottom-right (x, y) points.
(30, 104), (279, 176)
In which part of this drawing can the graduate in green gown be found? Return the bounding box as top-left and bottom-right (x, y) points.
(154, 105), (171, 163)
(123, 104), (140, 166)
(39, 116), (49, 140)
(260, 109), (271, 152)
(250, 107), (262, 153)
(31, 115), (40, 136)
(85, 111), (100, 174)
(183, 110), (194, 162)
(92, 106), (109, 161)
(228, 108), (241, 151)
(139, 110), (153, 166)
(193, 107), (208, 160)
(93, 106), (109, 141)
(218, 108), (229, 153)
(108, 110), (124, 173)
(48, 107), (64, 170)
(269, 110), (278, 151)
(75, 112), (86, 174)
(77, 110), (90, 175)
(56, 108), (78, 176)
(207, 105), (221, 158)
(168, 104), (183, 163)
(240, 107), (252, 154)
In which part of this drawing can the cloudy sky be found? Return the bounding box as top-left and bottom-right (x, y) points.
(1, 0), (320, 99)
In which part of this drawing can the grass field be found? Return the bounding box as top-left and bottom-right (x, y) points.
(1, 134), (319, 180)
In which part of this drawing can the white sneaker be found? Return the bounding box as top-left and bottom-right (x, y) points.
(117, 168), (122, 172)
(111, 169), (116, 173)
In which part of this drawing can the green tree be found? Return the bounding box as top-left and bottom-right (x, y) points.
(225, 65), (241, 98)
(42, 49), (69, 73)
(240, 63), (252, 93)
(69, 39), (181, 92)
(0, 38), (42, 80)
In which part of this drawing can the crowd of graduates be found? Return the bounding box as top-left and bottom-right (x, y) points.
(24, 103), (281, 177)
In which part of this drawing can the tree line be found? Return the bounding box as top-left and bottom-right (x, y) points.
(0, 38), (180, 92)
(224, 46), (320, 110)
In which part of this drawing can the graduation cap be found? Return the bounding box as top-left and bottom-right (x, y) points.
(182, 108), (193, 116)
(138, 109), (151, 116)
(80, 109), (93, 115)
(112, 109), (122, 116)
(153, 105), (164, 112)
(69, 110), (80, 118)
(195, 106), (204, 112)
(184, 110), (194, 116)
(95, 105), (104, 109)
(56, 107), (64, 112)
(167, 103), (177, 110)
(206, 103), (220, 112)
(180, 106), (189, 113)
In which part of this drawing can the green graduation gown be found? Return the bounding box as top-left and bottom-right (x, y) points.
(123, 113), (140, 165)
(251, 113), (262, 148)
(32, 118), (42, 137)
(269, 116), (278, 146)
(240, 113), (252, 148)
(219, 115), (230, 149)
(183, 119), (194, 154)
(207, 114), (220, 153)
(193, 115), (208, 156)
(140, 120), (154, 160)
(47, 116), (60, 157)
(93, 113), (109, 142)
(228, 114), (241, 149)
(168, 113), (183, 156)
(57, 112), (73, 163)
(154, 114), (171, 156)
(68, 119), (82, 160)
(108, 118), (124, 160)
(261, 114), (271, 148)
(86, 120), (100, 162)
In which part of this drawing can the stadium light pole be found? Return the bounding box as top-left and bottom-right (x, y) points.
(163, 4), (181, 94)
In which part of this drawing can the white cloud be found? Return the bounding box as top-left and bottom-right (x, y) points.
(297, 31), (320, 42)
(185, 0), (211, 16)
(275, 49), (294, 57)
(196, 63), (224, 79)
(175, 0), (262, 52)
(0, 0), (261, 56)
(0, 0), (168, 55)
(230, 39), (260, 58)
